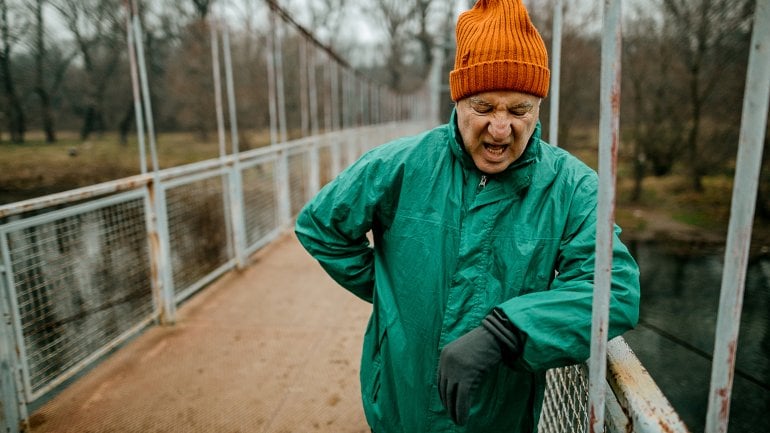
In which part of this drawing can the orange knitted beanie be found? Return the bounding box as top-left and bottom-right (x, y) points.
(450, 0), (550, 101)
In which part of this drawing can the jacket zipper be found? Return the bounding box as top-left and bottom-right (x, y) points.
(478, 175), (488, 189)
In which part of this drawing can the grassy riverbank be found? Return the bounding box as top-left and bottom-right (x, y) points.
(3, 131), (768, 256)
(0, 131), (272, 204)
(568, 143), (770, 257)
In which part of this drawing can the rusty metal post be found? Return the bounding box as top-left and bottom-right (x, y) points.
(210, 22), (227, 160)
(340, 69), (349, 130)
(266, 11), (279, 145)
(130, 0), (174, 325)
(305, 53), (320, 198)
(125, 0), (147, 174)
(549, 0), (562, 147)
(588, 0), (622, 431)
(144, 180), (176, 325)
(274, 19), (288, 144)
(210, 20), (234, 263)
(324, 53), (333, 133)
(344, 72), (357, 165)
(331, 61), (340, 131)
(309, 46), (320, 137)
(299, 38), (310, 138)
(131, 4), (158, 174)
(705, 2), (770, 432)
(359, 77), (367, 127)
(222, 25), (248, 269)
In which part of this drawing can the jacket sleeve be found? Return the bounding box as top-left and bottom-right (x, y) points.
(498, 175), (641, 372)
(294, 148), (401, 303)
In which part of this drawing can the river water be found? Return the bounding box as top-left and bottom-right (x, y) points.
(623, 241), (770, 433)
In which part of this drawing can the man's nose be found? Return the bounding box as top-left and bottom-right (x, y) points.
(488, 115), (512, 141)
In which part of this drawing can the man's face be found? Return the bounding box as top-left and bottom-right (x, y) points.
(456, 90), (541, 175)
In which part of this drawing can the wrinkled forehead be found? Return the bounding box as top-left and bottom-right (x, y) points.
(463, 91), (542, 108)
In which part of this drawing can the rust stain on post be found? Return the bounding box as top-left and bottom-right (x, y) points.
(145, 180), (166, 324)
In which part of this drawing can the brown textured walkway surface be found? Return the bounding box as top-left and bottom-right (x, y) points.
(27, 233), (372, 433)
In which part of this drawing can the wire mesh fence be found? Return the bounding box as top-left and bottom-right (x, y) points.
(2, 192), (154, 400)
(241, 156), (280, 250)
(540, 365), (589, 433)
(164, 172), (232, 301)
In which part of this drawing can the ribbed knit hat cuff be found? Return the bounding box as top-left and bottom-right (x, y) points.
(450, 60), (550, 101)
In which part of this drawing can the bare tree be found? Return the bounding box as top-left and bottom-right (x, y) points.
(622, 6), (688, 201)
(191, 0), (212, 20)
(529, 0), (602, 149)
(51, 0), (126, 140)
(367, 0), (416, 90)
(293, 0), (351, 49)
(162, 7), (215, 141)
(363, 0), (448, 92)
(29, 0), (76, 143)
(414, 0), (437, 68)
(0, 0), (26, 143)
(661, 0), (754, 191)
(32, 0), (54, 142)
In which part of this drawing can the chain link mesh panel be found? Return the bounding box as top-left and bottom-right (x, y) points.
(164, 175), (231, 297)
(241, 161), (279, 248)
(4, 197), (154, 397)
(538, 365), (590, 433)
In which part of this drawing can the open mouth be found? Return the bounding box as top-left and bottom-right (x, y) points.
(483, 143), (508, 156)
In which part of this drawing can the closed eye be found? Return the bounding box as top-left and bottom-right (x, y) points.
(468, 97), (493, 114)
(509, 104), (534, 116)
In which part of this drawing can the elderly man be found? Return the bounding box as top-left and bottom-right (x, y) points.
(295, 0), (640, 431)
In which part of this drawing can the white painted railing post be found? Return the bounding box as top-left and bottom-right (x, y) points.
(221, 27), (248, 269)
(0, 252), (27, 433)
(589, 0), (622, 431)
(130, 0), (174, 326)
(549, 0), (563, 147)
(705, 2), (770, 432)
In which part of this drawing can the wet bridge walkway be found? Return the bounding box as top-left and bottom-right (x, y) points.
(27, 233), (371, 433)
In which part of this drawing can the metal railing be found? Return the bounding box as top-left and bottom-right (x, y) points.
(0, 121), (429, 431)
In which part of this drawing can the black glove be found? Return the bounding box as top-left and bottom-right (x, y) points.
(438, 309), (522, 426)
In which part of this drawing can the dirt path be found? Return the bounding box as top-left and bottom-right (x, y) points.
(28, 233), (372, 433)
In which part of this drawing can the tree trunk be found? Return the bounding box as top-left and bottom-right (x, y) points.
(1, 61), (25, 143)
(3, 89), (25, 143)
(687, 65), (704, 192)
(37, 89), (56, 142)
(1, 0), (25, 143)
(80, 105), (96, 140)
(118, 102), (134, 146)
(35, 0), (56, 143)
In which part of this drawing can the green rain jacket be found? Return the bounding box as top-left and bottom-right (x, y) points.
(295, 110), (640, 433)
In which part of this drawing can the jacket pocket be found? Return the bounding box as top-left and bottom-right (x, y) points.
(487, 234), (559, 301)
(520, 238), (559, 295)
(361, 318), (388, 407)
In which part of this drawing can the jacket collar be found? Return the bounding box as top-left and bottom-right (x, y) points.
(448, 107), (541, 198)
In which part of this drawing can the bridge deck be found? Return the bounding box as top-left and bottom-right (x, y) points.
(27, 233), (371, 433)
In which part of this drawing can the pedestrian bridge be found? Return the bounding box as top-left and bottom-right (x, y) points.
(2, 0), (768, 432)
(0, 122), (684, 433)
